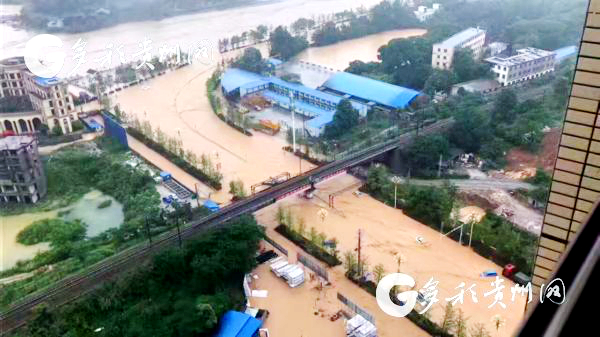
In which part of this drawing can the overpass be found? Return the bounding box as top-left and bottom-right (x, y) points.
(0, 118), (454, 333)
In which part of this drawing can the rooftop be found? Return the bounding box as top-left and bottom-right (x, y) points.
(322, 72), (420, 109)
(485, 47), (556, 67)
(437, 27), (485, 48)
(33, 76), (61, 87)
(214, 310), (262, 337)
(0, 56), (25, 67)
(0, 135), (34, 150)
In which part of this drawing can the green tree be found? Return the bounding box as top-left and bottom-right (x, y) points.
(452, 48), (490, 83)
(324, 99), (360, 139)
(424, 69), (457, 95)
(492, 89), (518, 123)
(233, 47), (267, 74)
(441, 303), (456, 334)
(454, 308), (468, 337)
(269, 26), (308, 60)
(378, 37), (433, 89)
(469, 323), (491, 337)
(407, 134), (450, 172)
(373, 263), (386, 284)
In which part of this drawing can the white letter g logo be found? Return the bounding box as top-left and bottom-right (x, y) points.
(376, 273), (418, 317)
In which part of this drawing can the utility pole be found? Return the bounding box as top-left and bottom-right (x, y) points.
(469, 221), (474, 247)
(437, 153), (443, 178)
(144, 215), (152, 244)
(289, 91), (296, 153)
(357, 229), (362, 277)
(176, 217), (182, 248)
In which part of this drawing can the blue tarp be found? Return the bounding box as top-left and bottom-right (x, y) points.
(215, 311), (262, 337)
(323, 72), (420, 109)
(203, 199), (220, 212)
(87, 120), (103, 131)
(159, 172), (172, 181)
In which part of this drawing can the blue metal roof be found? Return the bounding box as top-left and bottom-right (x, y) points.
(267, 57), (283, 66)
(322, 72), (420, 109)
(34, 76), (60, 87)
(554, 46), (577, 61)
(221, 68), (266, 94)
(215, 311), (262, 337)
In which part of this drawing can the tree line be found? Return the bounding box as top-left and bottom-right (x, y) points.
(18, 215), (263, 337)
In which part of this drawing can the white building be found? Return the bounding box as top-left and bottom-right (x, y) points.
(1, 57), (80, 135)
(414, 3), (441, 22)
(432, 27), (486, 70)
(23, 73), (78, 134)
(488, 42), (508, 56)
(485, 47), (556, 86)
(0, 57), (28, 98)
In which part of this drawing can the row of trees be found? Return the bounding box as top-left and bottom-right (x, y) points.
(276, 206), (339, 260)
(218, 25), (269, 52)
(21, 215), (264, 336)
(312, 0), (420, 46)
(342, 250), (494, 337)
(128, 115), (223, 184)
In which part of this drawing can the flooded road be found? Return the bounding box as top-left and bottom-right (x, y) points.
(1, 0), (385, 75)
(255, 174), (527, 337)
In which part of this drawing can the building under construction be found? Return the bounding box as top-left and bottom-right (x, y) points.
(0, 135), (47, 203)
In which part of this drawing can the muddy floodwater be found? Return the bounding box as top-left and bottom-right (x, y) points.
(1, 0), (385, 73)
(1, 190), (124, 271)
(1, 211), (54, 272)
(295, 28), (427, 70)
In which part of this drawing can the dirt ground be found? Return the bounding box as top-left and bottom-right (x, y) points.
(255, 174), (528, 337)
(505, 128), (561, 173)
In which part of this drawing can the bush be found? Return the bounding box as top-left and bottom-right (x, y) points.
(97, 199), (112, 209)
(71, 120), (85, 132)
(275, 225), (341, 267)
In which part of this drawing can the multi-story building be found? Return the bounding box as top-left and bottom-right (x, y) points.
(23, 73), (77, 134)
(0, 135), (47, 204)
(432, 27), (486, 70)
(1, 57), (79, 135)
(0, 56), (28, 98)
(485, 47), (556, 86)
(413, 4), (441, 22)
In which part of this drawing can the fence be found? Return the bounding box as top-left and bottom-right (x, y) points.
(264, 235), (288, 256)
(102, 112), (128, 148)
(297, 252), (329, 281)
(337, 292), (375, 324)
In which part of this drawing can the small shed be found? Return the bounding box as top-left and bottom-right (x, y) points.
(215, 310), (262, 337)
(159, 172), (172, 181)
(203, 199), (220, 212)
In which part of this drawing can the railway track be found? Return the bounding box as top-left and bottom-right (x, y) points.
(0, 118), (454, 334)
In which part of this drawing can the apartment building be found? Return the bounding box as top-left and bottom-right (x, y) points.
(485, 47), (556, 86)
(1, 57), (79, 135)
(23, 72), (78, 134)
(431, 27), (486, 70)
(0, 56), (28, 98)
(0, 135), (47, 204)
